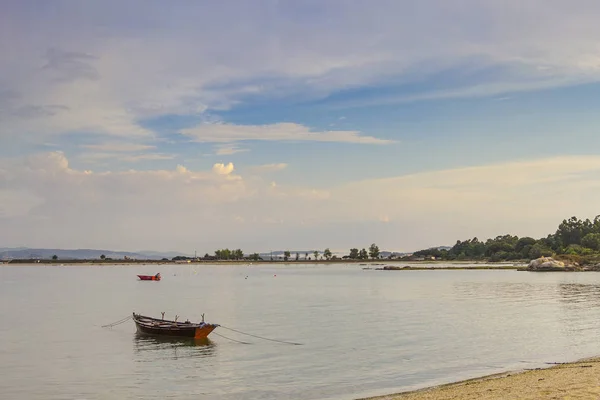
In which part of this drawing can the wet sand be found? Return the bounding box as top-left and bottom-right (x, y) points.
(362, 357), (600, 400)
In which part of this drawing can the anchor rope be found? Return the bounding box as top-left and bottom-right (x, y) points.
(212, 331), (251, 344)
(218, 325), (303, 345)
(100, 316), (302, 346)
(101, 315), (132, 328)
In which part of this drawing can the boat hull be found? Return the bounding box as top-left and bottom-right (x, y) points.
(132, 313), (218, 339)
(137, 275), (160, 281)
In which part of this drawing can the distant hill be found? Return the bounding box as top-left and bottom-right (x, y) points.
(0, 248), (189, 260)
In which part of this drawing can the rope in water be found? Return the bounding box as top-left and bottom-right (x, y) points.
(219, 325), (303, 345)
(101, 315), (132, 328)
(212, 331), (251, 344)
(100, 316), (302, 346)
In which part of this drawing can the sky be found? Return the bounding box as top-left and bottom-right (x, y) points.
(2, 0), (600, 254)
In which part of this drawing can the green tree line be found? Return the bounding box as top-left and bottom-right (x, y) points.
(413, 215), (600, 262)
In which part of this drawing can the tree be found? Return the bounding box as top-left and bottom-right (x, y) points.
(233, 249), (244, 260)
(305, 252), (308, 260)
(52, 255), (58, 260)
(314, 250), (319, 260)
(249, 253), (261, 261)
(528, 243), (554, 259)
(359, 248), (368, 259)
(515, 237), (537, 253)
(323, 248), (332, 260)
(369, 243), (380, 259)
(349, 248), (359, 259)
(215, 248), (233, 260)
(556, 216), (595, 248)
(100, 254), (106, 260)
(295, 252), (299, 261)
(582, 233), (600, 251)
(284, 250), (291, 261)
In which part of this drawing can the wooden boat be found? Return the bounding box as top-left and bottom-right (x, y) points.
(137, 273), (161, 281)
(132, 313), (219, 339)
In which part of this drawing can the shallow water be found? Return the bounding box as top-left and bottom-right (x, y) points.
(2, 263), (600, 399)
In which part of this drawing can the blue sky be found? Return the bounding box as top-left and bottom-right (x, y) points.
(2, 0), (600, 253)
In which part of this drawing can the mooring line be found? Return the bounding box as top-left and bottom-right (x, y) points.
(102, 315), (132, 328)
(219, 325), (303, 345)
(212, 331), (251, 344)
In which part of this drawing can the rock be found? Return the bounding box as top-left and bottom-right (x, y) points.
(526, 257), (581, 272)
(583, 263), (600, 271)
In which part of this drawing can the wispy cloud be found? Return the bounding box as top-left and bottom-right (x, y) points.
(181, 123), (393, 144)
(78, 152), (173, 163)
(4, 1), (600, 145)
(248, 163), (288, 173)
(213, 144), (250, 155)
(121, 154), (174, 162)
(43, 48), (100, 82)
(81, 143), (156, 152)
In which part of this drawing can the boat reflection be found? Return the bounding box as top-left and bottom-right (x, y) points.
(133, 333), (217, 360)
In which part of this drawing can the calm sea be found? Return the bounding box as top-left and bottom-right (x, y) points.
(2, 263), (600, 400)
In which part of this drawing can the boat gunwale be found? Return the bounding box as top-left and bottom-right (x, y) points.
(132, 313), (219, 330)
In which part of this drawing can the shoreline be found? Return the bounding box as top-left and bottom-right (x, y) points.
(360, 356), (600, 400)
(0, 259), (526, 268)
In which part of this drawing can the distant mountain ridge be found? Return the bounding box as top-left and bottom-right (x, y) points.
(0, 248), (191, 260)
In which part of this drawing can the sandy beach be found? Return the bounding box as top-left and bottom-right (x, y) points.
(362, 358), (600, 400)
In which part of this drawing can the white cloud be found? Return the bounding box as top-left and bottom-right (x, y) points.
(181, 122), (392, 144)
(212, 162), (235, 175)
(326, 156), (600, 240)
(0, 190), (44, 218)
(2, 152), (599, 252)
(213, 144), (250, 155)
(78, 152), (174, 163)
(120, 154), (174, 162)
(82, 143), (156, 152)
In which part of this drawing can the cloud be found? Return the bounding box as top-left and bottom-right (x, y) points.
(212, 162), (235, 175)
(120, 154), (174, 162)
(43, 48), (100, 82)
(78, 152), (174, 163)
(81, 143), (156, 152)
(2, 152), (600, 252)
(181, 122), (393, 144)
(248, 163), (288, 173)
(213, 144), (250, 155)
(7, 1), (600, 147)
(327, 156), (600, 239)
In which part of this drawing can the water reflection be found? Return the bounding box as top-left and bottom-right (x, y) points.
(453, 282), (553, 302)
(454, 281), (600, 308)
(558, 283), (600, 306)
(133, 333), (217, 360)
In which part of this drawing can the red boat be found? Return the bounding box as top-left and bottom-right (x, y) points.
(138, 273), (161, 281)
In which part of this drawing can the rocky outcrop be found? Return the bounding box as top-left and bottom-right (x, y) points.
(526, 257), (581, 272)
(583, 263), (600, 271)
